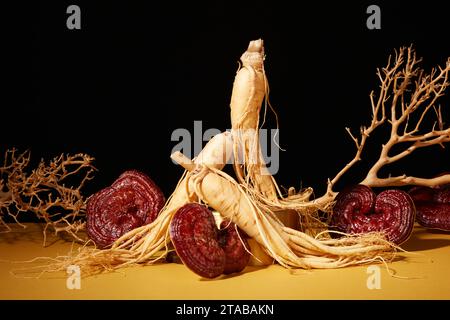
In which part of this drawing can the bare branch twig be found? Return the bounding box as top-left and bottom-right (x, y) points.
(310, 48), (450, 210)
(0, 149), (96, 244)
(357, 48), (450, 187)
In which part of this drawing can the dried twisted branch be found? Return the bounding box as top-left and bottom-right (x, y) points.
(312, 47), (450, 209)
(360, 47), (450, 187)
(0, 149), (96, 244)
(223, 45), (450, 230)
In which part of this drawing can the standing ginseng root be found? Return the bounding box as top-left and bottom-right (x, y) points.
(229, 39), (323, 234)
(27, 40), (450, 279)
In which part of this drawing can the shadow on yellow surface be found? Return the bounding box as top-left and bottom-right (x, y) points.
(402, 227), (450, 252)
(199, 266), (270, 282)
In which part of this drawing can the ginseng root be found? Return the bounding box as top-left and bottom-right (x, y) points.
(229, 39), (325, 235)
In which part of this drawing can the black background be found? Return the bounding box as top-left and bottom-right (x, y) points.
(3, 1), (450, 200)
(0, 300), (440, 318)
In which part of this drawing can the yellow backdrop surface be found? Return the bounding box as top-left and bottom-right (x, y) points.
(0, 223), (449, 299)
